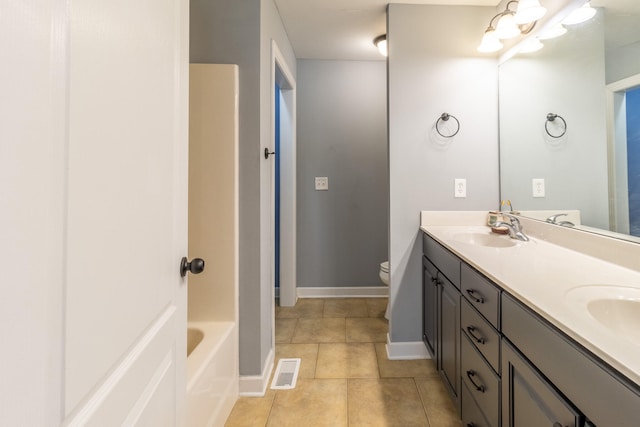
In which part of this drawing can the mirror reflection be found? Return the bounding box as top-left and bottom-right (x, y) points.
(498, 0), (640, 241)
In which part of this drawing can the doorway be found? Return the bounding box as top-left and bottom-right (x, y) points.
(606, 74), (640, 236)
(627, 86), (640, 236)
(271, 41), (297, 309)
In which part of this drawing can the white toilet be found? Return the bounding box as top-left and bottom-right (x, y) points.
(379, 261), (390, 320)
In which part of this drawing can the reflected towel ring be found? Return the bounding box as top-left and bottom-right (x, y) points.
(435, 113), (460, 138)
(545, 113), (567, 138)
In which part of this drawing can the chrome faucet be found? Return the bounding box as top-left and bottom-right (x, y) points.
(495, 213), (529, 241)
(546, 213), (575, 227)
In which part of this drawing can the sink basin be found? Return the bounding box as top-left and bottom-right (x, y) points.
(565, 285), (640, 345)
(452, 232), (517, 248)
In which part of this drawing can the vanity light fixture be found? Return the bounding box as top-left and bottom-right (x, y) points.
(477, 0), (546, 52)
(374, 34), (387, 57)
(477, 29), (504, 53)
(562, 2), (597, 25)
(513, 0), (547, 25)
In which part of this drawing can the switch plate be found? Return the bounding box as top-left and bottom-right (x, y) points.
(315, 177), (328, 191)
(532, 178), (545, 197)
(454, 178), (467, 198)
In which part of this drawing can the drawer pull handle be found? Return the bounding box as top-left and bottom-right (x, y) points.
(466, 326), (485, 344)
(466, 289), (485, 304)
(431, 277), (437, 283)
(466, 370), (486, 393)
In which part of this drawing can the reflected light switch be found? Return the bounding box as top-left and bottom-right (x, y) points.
(532, 178), (545, 197)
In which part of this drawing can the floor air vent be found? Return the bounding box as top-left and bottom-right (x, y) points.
(270, 358), (301, 390)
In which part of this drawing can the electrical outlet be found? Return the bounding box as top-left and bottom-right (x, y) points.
(532, 178), (545, 197)
(454, 178), (467, 198)
(315, 177), (328, 191)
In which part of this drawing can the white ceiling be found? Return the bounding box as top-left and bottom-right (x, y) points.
(273, 0), (501, 61)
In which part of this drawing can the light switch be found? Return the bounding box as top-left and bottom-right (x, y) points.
(454, 179), (466, 198)
(532, 178), (545, 197)
(315, 177), (328, 191)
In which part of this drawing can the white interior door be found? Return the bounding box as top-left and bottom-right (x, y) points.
(64, 0), (189, 424)
(2, 1), (188, 424)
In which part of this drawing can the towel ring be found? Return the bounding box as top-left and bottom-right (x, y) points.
(545, 113), (567, 138)
(436, 113), (460, 138)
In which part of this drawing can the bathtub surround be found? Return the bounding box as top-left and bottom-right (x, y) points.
(187, 64), (239, 425)
(387, 4), (500, 355)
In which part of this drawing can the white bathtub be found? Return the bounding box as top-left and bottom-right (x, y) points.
(187, 321), (238, 427)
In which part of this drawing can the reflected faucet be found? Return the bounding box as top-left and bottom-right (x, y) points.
(546, 213), (575, 227)
(495, 213), (530, 241)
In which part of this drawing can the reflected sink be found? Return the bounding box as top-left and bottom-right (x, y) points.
(452, 232), (517, 248)
(565, 285), (640, 345)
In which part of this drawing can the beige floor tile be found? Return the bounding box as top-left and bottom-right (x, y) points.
(346, 318), (388, 343)
(375, 343), (438, 378)
(275, 318), (298, 344)
(315, 343), (379, 379)
(291, 317), (346, 343)
(366, 298), (388, 318)
(347, 378), (429, 427)
(416, 375), (463, 427)
(275, 343), (319, 379)
(224, 389), (276, 427)
(276, 298), (324, 319)
(267, 379), (348, 427)
(323, 298), (369, 318)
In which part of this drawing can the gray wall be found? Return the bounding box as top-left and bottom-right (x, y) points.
(297, 59), (388, 288)
(388, 4), (500, 343)
(190, 0), (296, 377)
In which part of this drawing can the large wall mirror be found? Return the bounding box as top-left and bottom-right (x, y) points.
(499, 0), (640, 242)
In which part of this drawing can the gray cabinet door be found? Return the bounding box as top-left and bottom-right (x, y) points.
(501, 339), (582, 427)
(440, 275), (461, 408)
(423, 256), (437, 357)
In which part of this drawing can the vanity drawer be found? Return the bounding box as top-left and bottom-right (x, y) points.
(423, 233), (460, 288)
(462, 298), (500, 374)
(462, 381), (492, 427)
(462, 333), (500, 427)
(461, 264), (500, 329)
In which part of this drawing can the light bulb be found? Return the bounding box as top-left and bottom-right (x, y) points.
(373, 35), (387, 57)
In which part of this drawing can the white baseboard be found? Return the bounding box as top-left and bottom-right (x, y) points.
(239, 348), (274, 397)
(296, 286), (388, 298)
(385, 333), (431, 360)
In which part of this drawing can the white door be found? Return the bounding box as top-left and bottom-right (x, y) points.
(0, 0), (190, 425)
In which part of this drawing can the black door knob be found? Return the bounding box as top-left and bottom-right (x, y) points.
(180, 257), (205, 277)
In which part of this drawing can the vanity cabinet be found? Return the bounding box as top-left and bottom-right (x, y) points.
(421, 230), (640, 427)
(423, 234), (461, 410)
(460, 265), (502, 427)
(502, 293), (640, 427)
(422, 256), (437, 357)
(501, 338), (582, 427)
(439, 275), (461, 405)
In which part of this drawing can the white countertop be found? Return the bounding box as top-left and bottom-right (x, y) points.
(420, 211), (640, 386)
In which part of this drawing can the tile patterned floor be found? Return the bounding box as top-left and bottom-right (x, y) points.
(225, 298), (462, 427)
